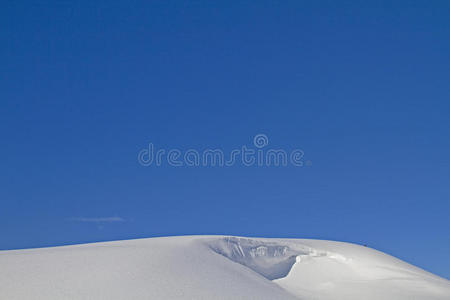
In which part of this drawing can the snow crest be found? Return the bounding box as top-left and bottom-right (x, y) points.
(1, 236), (448, 300)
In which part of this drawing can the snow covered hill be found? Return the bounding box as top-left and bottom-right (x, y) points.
(0, 236), (448, 300)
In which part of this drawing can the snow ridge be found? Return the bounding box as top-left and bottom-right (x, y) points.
(0, 235), (449, 300)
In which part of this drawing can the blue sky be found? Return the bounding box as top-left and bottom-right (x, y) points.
(1, 1), (449, 278)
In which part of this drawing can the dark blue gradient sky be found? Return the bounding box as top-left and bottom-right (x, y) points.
(1, 1), (449, 278)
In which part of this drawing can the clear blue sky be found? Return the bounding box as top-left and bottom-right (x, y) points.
(1, 1), (449, 278)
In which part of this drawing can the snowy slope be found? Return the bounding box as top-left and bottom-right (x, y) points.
(0, 236), (448, 300)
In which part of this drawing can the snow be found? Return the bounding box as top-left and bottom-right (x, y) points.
(0, 236), (448, 300)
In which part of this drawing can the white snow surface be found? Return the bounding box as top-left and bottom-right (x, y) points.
(0, 235), (448, 300)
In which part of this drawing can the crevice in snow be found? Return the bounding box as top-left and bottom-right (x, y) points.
(207, 237), (352, 281)
(207, 237), (307, 280)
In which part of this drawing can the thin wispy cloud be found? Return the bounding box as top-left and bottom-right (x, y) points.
(68, 217), (125, 223)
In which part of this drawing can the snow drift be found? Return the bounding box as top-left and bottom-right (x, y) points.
(0, 236), (448, 299)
